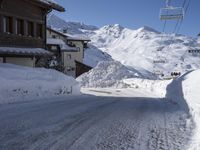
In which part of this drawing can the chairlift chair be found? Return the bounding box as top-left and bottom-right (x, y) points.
(160, 0), (184, 20)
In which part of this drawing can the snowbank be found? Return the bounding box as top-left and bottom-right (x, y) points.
(122, 78), (172, 97)
(77, 61), (141, 88)
(166, 70), (200, 149)
(0, 64), (80, 104)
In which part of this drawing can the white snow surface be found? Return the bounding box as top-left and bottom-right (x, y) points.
(47, 38), (78, 51)
(0, 68), (199, 149)
(0, 64), (80, 104)
(166, 70), (200, 149)
(77, 61), (143, 88)
(0, 85), (195, 150)
(83, 44), (113, 67)
(122, 78), (172, 98)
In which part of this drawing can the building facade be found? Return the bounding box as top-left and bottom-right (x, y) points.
(47, 28), (91, 77)
(0, 0), (64, 67)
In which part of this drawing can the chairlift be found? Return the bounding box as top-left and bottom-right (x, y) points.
(160, 0), (184, 20)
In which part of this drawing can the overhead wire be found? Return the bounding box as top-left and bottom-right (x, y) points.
(173, 0), (187, 33)
(175, 0), (191, 34)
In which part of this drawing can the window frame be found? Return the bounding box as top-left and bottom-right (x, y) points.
(27, 21), (34, 37)
(3, 16), (13, 34)
(16, 18), (24, 36)
(36, 23), (43, 39)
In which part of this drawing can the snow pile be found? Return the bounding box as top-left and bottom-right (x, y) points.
(122, 78), (172, 97)
(0, 64), (80, 104)
(77, 61), (141, 88)
(166, 70), (200, 149)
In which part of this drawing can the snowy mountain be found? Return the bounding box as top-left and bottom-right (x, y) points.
(47, 14), (98, 35)
(89, 25), (200, 77)
(48, 14), (200, 78)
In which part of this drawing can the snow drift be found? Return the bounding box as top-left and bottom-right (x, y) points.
(77, 61), (141, 88)
(122, 78), (172, 97)
(0, 64), (80, 104)
(166, 70), (200, 149)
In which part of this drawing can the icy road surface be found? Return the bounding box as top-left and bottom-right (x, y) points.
(0, 88), (193, 150)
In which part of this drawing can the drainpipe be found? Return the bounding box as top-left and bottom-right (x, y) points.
(45, 9), (52, 50)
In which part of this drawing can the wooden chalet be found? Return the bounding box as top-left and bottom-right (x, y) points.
(0, 0), (65, 67)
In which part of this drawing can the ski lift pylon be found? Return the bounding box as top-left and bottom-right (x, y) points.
(160, 0), (184, 20)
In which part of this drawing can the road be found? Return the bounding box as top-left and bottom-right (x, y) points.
(0, 89), (193, 150)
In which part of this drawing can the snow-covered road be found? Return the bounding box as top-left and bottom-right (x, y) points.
(0, 90), (193, 150)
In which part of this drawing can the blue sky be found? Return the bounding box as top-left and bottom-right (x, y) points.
(53, 0), (199, 37)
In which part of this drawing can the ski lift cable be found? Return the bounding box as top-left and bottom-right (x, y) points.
(173, 0), (187, 33)
(176, 0), (191, 34)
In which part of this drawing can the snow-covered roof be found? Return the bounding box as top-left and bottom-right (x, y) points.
(0, 47), (51, 56)
(47, 27), (91, 42)
(35, 0), (65, 12)
(67, 36), (91, 42)
(47, 38), (79, 52)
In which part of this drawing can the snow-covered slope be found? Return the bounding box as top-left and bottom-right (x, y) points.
(89, 25), (200, 77)
(0, 64), (80, 104)
(48, 14), (200, 78)
(77, 61), (142, 88)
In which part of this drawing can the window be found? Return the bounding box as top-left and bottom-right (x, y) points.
(52, 35), (57, 39)
(16, 19), (24, 35)
(27, 21), (34, 37)
(36, 24), (43, 38)
(68, 42), (76, 47)
(67, 54), (72, 59)
(0, 57), (3, 63)
(3, 16), (13, 33)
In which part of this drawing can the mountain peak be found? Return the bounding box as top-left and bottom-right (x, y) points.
(98, 24), (125, 38)
(47, 14), (98, 34)
(102, 24), (124, 31)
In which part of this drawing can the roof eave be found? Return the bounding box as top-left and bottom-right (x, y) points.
(50, 4), (65, 12)
(33, 0), (65, 12)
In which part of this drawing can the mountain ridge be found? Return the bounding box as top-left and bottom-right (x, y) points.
(47, 14), (200, 78)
